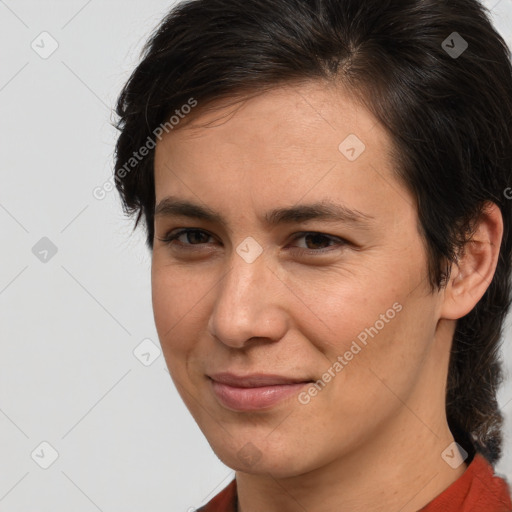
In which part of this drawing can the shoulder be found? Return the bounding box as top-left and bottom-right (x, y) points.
(196, 479), (237, 512)
(421, 453), (512, 512)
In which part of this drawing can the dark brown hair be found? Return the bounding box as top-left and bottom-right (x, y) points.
(113, 0), (512, 463)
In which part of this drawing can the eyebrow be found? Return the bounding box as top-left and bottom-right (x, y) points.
(154, 196), (375, 229)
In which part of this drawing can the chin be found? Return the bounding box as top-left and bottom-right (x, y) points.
(207, 432), (318, 478)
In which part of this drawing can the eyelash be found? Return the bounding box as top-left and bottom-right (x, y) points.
(156, 228), (348, 256)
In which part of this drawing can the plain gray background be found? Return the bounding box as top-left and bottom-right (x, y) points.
(0, 1), (511, 510)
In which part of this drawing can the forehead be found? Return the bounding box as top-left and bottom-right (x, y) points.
(157, 81), (378, 155)
(153, 81), (413, 227)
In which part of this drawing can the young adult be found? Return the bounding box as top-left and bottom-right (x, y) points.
(113, 1), (512, 510)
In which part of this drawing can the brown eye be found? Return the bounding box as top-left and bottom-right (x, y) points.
(157, 228), (215, 247)
(300, 233), (336, 250)
(180, 230), (211, 244)
(290, 232), (347, 254)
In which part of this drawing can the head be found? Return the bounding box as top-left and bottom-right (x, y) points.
(113, 0), (512, 468)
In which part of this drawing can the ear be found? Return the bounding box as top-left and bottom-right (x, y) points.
(440, 202), (503, 320)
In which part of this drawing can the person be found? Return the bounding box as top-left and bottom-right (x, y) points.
(112, 0), (512, 510)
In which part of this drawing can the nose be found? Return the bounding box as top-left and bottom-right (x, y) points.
(207, 246), (288, 349)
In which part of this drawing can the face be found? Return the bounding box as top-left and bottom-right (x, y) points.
(152, 81), (446, 477)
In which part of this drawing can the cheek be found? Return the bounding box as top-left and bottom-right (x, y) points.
(319, 289), (434, 417)
(280, 261), (403, 352)
(151, 263), (210, 359)
(288, 261), (430, 398)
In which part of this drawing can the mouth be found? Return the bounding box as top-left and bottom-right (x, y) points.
(207, 372), (314, 411)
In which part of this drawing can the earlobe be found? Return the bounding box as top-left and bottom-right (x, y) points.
(440, 202), (503, 320)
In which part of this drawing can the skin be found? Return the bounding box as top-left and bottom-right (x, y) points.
(151, 80), (503, 512)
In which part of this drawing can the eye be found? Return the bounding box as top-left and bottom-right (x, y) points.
(288, 232), (347, 255)
(156, 228), (347, 255)
(156, 228), (216, 248)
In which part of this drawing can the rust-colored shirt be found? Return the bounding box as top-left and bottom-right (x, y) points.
(197, 454), (512, 511)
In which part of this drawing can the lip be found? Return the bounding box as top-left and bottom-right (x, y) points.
(208, 372), (313, 411)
